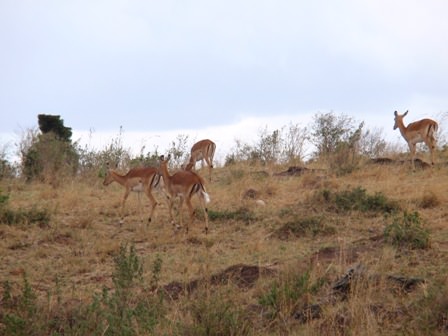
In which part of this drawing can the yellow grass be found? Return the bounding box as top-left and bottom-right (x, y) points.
(1, 160), (448, 334)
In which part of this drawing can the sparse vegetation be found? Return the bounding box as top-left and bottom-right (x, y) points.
(0, 188), (51, 227)
(0, 112), (447, 335)
(274, 215), (336, 239)
(319, 186), (399, 214)
(208, 207), (256, 224)
(384, 211), (430, 250)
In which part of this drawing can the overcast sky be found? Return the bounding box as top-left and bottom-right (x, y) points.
(1, 1), (448, 160)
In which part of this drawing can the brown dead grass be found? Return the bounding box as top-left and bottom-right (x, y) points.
(1, 161), (448, 334)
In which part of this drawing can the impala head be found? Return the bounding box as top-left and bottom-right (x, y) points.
(159, 154), (170, 164)
(103, 162), (116, 186)
(103, 169), (114, 186)
(393, 110), (408, 130)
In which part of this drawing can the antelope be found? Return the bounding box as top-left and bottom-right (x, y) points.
(393, 110), (438, 170)
(158, 155), (210, 234)
(185, 139), (216, 181)
(103, 164), (162, 225)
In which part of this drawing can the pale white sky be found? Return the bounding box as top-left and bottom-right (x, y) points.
(1, 1), (447, 161)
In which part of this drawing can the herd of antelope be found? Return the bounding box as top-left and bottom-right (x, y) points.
(103, 111), (439, 233)
(103, 138), (216, 233)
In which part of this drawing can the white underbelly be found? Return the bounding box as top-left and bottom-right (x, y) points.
(132, 183), (144, 192)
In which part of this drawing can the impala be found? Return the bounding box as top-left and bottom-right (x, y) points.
(393, 110), (438, 169)
(103, 164), (162, 225)
(185, 139), (216, 181)
(159, 155), (210, 234)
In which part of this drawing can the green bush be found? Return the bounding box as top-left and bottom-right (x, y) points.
(321, 187), (399, 214)
(274, 216), (336, 240)
(384, 211), (430, 249)
(0, 206), (51, 227)
(208, 207), (256, 224)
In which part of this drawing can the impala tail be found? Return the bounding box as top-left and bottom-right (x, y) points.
(151, 173), (162, 188)
(191, 183), (210, 204)
(428, 122), (438, 136)
(202, 190), (211, 204)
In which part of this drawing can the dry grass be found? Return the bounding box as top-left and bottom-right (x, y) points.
(1, 161), (448, 335)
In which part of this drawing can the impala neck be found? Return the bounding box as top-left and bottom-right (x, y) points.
(159, 163), (172, 186)
(109, 171), (128, 187)
(396, 119), (408, 138)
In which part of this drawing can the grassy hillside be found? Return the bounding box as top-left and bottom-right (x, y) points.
(1, 159), (447, 335)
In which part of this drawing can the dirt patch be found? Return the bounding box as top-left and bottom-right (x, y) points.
(162, 263), (276, 300)
(310, 235), (384, 265)
(162, 236), (386, 300)
(369, 157), (431, 169)
(274, 166), (324, 177)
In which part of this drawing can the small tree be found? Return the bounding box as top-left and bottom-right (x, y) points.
(167, 134), (190, 168)
(21, 115), (79, 182)
(281, 122), (308, 164)
(310, 112), (364, 173)
(359, 127), (387, 158)
(257, 127), (282, 165)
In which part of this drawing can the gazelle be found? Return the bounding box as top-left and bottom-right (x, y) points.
(185, 139), (216, 181)
(393, 110), (438, 169)
(103, 164), (162, 225)
(159, 155), (210, 234)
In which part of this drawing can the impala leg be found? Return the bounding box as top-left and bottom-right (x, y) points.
(168, 197), (176, 227)
(429, 138), (436, 166)
(120, 189), (130, 225)
(409, 143), (417, 170)
(205, 157), (213, 182)
(185, 197), (194, 234)
(178, 196), (186, 232)
(200, 198), (209, 234)
(137, 192), (143, 222)
(144, 188), (158, 225)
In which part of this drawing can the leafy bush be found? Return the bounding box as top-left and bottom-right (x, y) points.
(321, 187), (399, 214)
(384, 211), (430, 249)
(85, 244), (163, 335)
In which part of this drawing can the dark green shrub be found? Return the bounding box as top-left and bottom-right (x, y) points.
(320, 186), (399, 214)
(384, 211), (430, 249)
(274, 216), (336, 240)
(208, 207), (256, 224)
(0, 206), (51, 227)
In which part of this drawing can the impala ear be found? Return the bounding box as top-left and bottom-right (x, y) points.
(159, 155), (164, 161)
(394, 111), (398, 116)
(404, 110), (408, 117)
